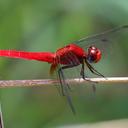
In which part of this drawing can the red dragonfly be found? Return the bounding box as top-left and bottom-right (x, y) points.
(0, 25), (128, 114)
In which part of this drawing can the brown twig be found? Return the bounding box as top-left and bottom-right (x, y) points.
(0, 77), (128, 88)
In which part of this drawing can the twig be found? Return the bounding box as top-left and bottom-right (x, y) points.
(0, 77), (128, 88)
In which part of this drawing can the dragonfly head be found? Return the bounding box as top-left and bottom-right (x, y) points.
(87, 46), (101, 63)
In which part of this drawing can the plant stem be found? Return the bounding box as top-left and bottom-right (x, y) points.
(0, 77), (128, 88)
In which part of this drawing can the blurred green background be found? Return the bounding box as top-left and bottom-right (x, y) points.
(0, 0), (128, 128)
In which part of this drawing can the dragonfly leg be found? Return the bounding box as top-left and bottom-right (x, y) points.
(58, 68), (65, 96)
(80, 61), (90, 80)
(85, 59), (105, 78)
(80, 61), (97, 93)
(58, 65), (76, 114)
(58, 64), (78, 90)
(58, 64), (78, 94)
(81, 61), (97, 83)
(80, 61), (85, 79)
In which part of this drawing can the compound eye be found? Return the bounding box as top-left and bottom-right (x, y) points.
(87, 46), (101, 63)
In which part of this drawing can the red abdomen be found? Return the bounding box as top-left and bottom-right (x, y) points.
(0, 50), (54, 63)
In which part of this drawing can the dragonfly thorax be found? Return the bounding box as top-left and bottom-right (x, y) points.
(87, 46), (101, 63)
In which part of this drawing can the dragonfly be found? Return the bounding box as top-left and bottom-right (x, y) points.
(0, 25), (127, 114)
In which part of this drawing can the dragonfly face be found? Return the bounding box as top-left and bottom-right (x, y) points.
(86, 46), (102, 63)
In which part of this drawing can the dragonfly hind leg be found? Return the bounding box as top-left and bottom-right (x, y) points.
(58, 64), (79, 92)
(58, 68), (65, 96)
(58, 64), (78, 114)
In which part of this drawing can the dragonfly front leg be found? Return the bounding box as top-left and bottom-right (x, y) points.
(85, 59), (105, 78)
(80, 60), (97, 92)
(80, 61), (86, 79)
(80, 61), (96, 82)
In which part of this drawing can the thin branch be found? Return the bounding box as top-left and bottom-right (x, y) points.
(0, 77), (128, 88)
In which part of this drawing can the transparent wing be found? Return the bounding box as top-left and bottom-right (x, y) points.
(74, 25), (128, 53)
